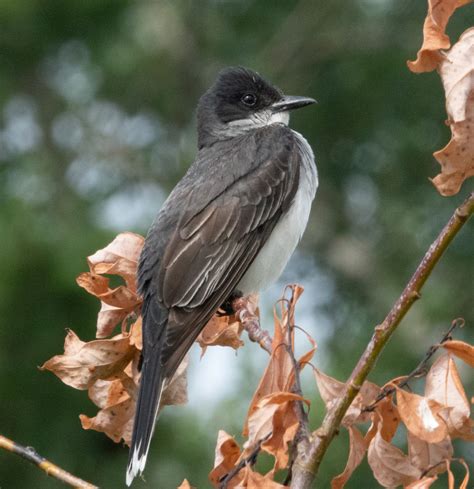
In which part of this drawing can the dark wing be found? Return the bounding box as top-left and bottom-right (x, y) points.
(154, 125), (301, 377)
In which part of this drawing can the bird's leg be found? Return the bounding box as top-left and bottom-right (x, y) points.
(216, 289), (243, 317)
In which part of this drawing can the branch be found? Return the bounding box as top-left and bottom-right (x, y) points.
(363, 317), (464, 411)
(232, 296), (273, 353)
(0, 434), (98, 488)
(290, 191), (474, 489)
(218, 433), (272, 489)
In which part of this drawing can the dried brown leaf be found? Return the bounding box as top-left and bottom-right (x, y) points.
(197, 315), (244, 354)
(432, 29), (474, 196)
(425, 354), (473, 439)
(87, 232), (144, 288)
(245, 392), (307, 471)
(209, 430), (242, 487)
(442, 339), (474, 367)
(314, 369), (380, 426)
(240, 468), (288, 488)
(396, 388), (449, 443)
(407, 430), (453, 473)
(77, 232), (144, 337)
(368, 422), (421, 488)
(40, 330), (135, 390)
(407, 0), (472, 73)
(331, 426), (367, 489)
(377, 397), (401, 442)
(404, 476), (438, 488)
(80, 378), (134, 445)
(243, 286), (307, 436)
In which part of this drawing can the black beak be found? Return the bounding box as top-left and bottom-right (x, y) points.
(271, 95), (317, 113)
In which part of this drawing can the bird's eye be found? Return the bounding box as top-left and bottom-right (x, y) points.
(241, 93), (257, 106)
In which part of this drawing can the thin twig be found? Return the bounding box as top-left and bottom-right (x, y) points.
(232, 297), (273, 353)
(363, 317), (464, 411)
(286, 290), (310, 438)
(218, 433), (272, 489)
(290, 192), (474, 489)
(0, 434), (98, 488)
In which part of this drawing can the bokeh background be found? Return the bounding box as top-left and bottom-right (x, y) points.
(0, 1), (472, 488)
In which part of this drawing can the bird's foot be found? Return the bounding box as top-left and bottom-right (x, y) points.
(216, 290), (244, 317)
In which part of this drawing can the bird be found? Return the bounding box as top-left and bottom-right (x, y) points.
(126, 66), (318, 485)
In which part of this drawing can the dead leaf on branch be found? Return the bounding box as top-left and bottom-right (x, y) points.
(40, 329), (135, 390)
(244, 392), (308, 472)
(424, 354), (473, 440)
(407, 431), (453, 474)
(407, 0), (472, 73)
(77, 231), (144, 338)
(368, 416), (422, 488)
(442, 339), (474, 367)
(209, 430), (242, 487)
(314, 368), (381, 426)
(331, 425), (367, 489)
(396, 388), (449, 444)
(432, 29), (474, 196)
(243, 285), (314, 437)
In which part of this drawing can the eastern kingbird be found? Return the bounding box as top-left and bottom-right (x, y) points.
(126, 66), (318, 485)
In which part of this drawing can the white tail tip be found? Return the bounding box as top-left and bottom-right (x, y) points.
(126, 443), (147, 486)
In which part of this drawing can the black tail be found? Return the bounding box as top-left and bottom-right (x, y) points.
(126, 325), (165, 486)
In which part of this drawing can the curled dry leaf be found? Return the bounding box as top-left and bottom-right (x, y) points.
(197, 315), (244, 354)
(331, 426), (367, 489)
(432, 29), (474, 196)
(77, 232), (144, 338)
(245, 392), (308, 471)
(243, 285), (311, 435)
(396, 388), (449, 443)
(239, 467), (288, 488)
(425, 354), (473, 440)
(407, 430), (453, 474)
(407, 0), (472, 73)
(441, 339), (474, 367)
(209, 430), (242, 488)
(368, 418), (421, 488)
(40, 330), (135, 390)
(314, 368), (380, 426)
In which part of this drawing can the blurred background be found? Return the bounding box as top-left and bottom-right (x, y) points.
(0, 1), (472, 488)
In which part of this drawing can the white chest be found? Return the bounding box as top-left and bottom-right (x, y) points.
(237, 131), (317, 294)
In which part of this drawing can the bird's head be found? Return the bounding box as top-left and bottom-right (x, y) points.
(197, 67), (315, 148)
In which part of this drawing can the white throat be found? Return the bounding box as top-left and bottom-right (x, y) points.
(218, 110), (290, 138)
